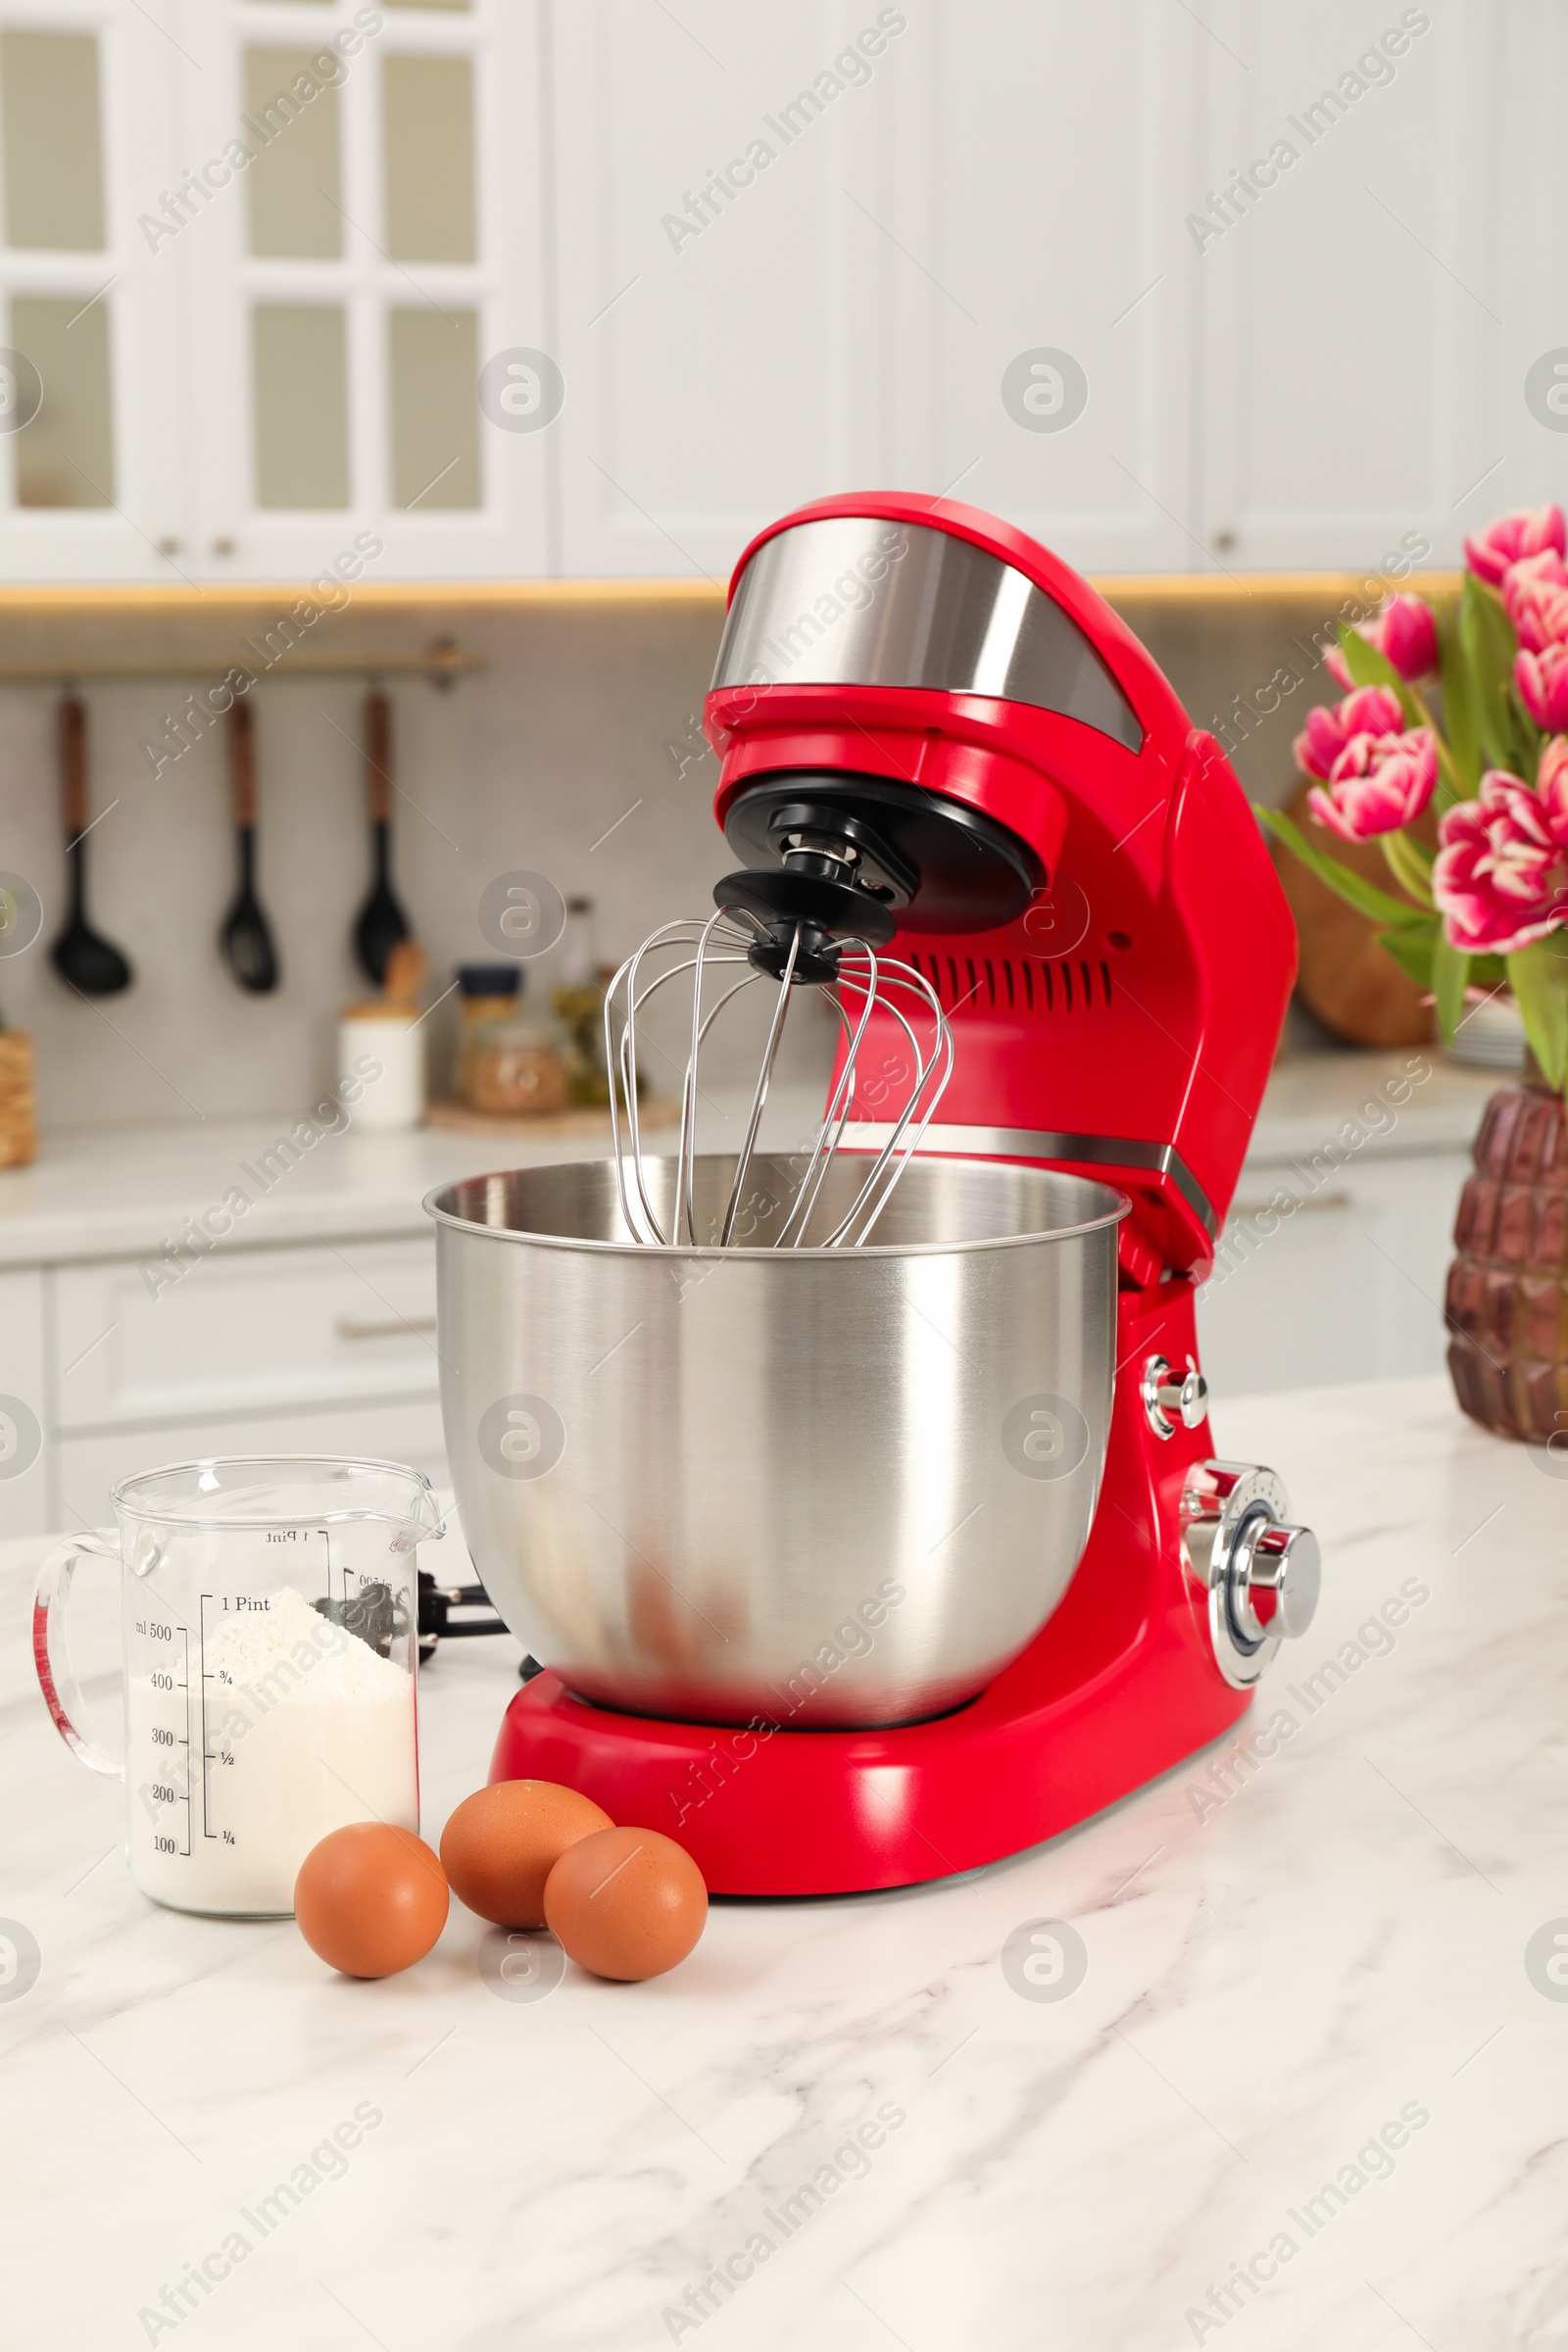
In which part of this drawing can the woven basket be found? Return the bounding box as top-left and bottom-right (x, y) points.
(0, 1033), (37, 1168)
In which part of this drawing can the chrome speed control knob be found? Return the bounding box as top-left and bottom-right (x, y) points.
(1179, 1460), (1320, 1689)
(1233, 1518), (1321, 1643)
(1142, 1353), (1209, 1440)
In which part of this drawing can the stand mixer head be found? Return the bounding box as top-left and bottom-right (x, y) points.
(703, 493), (1290, 1279)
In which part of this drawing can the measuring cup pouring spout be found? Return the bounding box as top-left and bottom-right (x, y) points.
(391, 1489), (447, 1553)
(32, 1455), (442, 1920)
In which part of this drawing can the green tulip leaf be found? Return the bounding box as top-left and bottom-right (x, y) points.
(1505, 937), (1568, 1089)
(1336, 620), (1417, 721)
(1459, 572), (1522, 774)
(1376, 924), (1442, 991)
(1431, 936), (1470, 1046)
(1259, 806), (1429, 927)
(1436, 598), (1482, 795)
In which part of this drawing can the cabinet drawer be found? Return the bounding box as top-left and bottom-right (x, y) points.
(53, 1237), (440, 1430)
(1197, 1151), (1470, 1398)
(57, 1397), (451, 1532)
(0, 1267), (49, 1540)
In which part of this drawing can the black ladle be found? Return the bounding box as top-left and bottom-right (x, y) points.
(220, 699), (279, 993)
(353, 689), (410, 985)
(50, 694), (132, 996)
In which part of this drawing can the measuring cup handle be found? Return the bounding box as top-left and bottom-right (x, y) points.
(32, 1531), (123, 1779)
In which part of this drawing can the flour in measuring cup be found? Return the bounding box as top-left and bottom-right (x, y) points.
(127, 1584), (417, 1918)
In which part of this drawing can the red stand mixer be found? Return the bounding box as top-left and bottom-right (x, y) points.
(455, 492), (1321, 1896)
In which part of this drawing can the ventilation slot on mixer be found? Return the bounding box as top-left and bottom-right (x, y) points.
(907, 953), (1112, 1014)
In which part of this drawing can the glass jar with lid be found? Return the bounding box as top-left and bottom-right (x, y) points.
(455, 963), (519, 1106)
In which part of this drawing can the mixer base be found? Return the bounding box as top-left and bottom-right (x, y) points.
(488, 1616), (1250, 1895)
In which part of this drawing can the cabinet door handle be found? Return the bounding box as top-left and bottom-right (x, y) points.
(1227, 1190), (1352, 1221)
(334, 1314), (437, 1341)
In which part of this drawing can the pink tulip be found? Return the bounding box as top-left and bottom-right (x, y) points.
(1516, 642), (1568, 730)
(1434, 766), (1568, 954)
(1324, 594), (1439, 688)
(1537, 733), (1568, 812)
(1293, 685), (1404, 780)
(1505, 547), (1568, 592)
(1464, 505), (1567, 587)
(1307, 726), (1437, 842)
(1502, 551), (1568, 653)
(1377, 593), (1439, 680)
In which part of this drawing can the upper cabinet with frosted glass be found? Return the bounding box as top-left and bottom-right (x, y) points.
(0, 0), (546, 580)
(0, 9), (182, 576)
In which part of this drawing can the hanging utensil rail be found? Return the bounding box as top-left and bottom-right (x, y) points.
(0, 645), (485, 683)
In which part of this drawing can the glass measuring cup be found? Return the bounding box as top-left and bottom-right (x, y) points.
(33, 1456), (444, 1920)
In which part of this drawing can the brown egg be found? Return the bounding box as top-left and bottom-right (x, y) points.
(294, 1823), (449, 1979)
(543, 1825), (707, 1981)
(439, 1780), (614, 1930)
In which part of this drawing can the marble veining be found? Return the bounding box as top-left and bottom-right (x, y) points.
(4, 1375), (1565, 2350)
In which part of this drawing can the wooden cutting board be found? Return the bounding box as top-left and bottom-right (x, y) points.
(1270, 781), (1435, 1048)
(424, 1097), (681, 1140)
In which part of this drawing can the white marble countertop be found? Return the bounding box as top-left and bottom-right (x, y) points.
(0, 1052), (1498, 1269)
(1244, 1046), (1497, 1169)
(5, 1374), (1562, 2349)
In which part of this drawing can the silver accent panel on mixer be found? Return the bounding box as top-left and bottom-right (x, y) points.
(841, 1120), (1220, 1239)
(712, 515), (1143, 751)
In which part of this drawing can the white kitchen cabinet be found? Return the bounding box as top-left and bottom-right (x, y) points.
(0, 1265), (48, 1537)
(880, 0), (1204, 575)
(1197, 1148), (1471, 1399)
(1197, 1), (1502, 571)
(0, 1230), (447, 1539)
(0, 0), (188, 580)
(1489, 1), (1568, 520)
(52, 1235), (439, 1429)
(176, 0), (549, 581)
(552, 0), (1208, 579)
(55, 1396), (447, 1535)
(551, 2), (900, 580)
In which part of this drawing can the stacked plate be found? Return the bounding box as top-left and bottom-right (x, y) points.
(1444, 995), (1527, 1070)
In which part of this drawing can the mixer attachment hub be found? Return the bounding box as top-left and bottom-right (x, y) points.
(714, 863), (897, 977)
(722, 774), (1043, 935)
(715, 799), (913, 977)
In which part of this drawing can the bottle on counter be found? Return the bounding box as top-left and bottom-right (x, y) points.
(551, 895), (618, 1106)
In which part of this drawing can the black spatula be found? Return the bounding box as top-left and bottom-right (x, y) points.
(353, 689), (410, 986)
(50, 695), (132, 997)
(220, 699), (279, 993)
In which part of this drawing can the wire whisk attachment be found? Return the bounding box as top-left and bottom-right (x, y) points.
(605, 908), (953, 1249)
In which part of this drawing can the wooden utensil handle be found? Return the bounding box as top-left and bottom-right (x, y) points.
(59, 695), (87, 839)
(365, 690), (392, 823)
(227, 697), (256, 828)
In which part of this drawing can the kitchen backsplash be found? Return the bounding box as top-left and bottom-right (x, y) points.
(0, 589), (1342, 1130)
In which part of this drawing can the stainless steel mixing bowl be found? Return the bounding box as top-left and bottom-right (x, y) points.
(426, 1155), (1123, 1728)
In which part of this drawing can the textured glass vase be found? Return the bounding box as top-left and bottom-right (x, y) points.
(1446, 1069), (1568, 1442)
